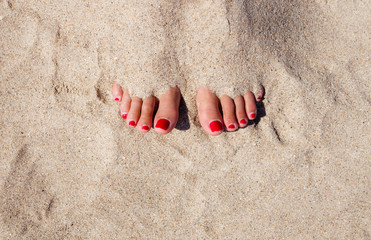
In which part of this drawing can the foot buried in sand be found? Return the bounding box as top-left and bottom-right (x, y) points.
(112, 0), (265, 136)
(113, 82), (180, 135)
(196, 86), (264, 136)
(113, 82), (264, 136)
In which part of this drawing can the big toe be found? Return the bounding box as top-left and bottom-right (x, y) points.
(196, 86), (224, 136)
(154, 87), (181, 135)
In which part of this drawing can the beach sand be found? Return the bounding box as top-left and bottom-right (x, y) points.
(0, 0), (370, 239)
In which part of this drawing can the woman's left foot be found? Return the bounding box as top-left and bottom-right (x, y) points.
(196, 86), (264, 136)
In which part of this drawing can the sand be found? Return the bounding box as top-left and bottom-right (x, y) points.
(0, 0), (370, 239)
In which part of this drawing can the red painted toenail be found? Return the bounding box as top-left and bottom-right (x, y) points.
(155, 118), (170, 130)
(257, 97), (261, 101)
(115, 97), (119, 101)
(240, 119), (247, 125)
(228, 123), (235, 129)
(122, 113), (127, 119)
(128, 121), (136, 127)
(210, 120), (223, 133)
(142, 125), (150, 131)
(250, 113), (256, 119)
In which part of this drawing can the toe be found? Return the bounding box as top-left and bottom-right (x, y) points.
(220, 95), (238, 131)
(244, 91), (257, 120)
(255, 86), (265, 102)
(137, 96), (155, 132)
(154, 87), (181, 135)
(196, 86), (224, 136)
(234, 95), (248, 127)
(112, 81), (123, 102)
(119, 89), (131, 119)
(126, 96), (142, 127)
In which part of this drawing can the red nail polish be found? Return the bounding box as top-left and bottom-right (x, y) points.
(250, 113), (256, 119)
(257, 97), (261, 101)
(122, 113), (127, 119)
(128, 121), (136, 127)
(210, 120), (223, 132)
(155, 119), (170, 130)
(240, 119), (247, 125)
(115, 97), (119, 101)
(142, 125), (150, 131)
(228, 123), (235, 129)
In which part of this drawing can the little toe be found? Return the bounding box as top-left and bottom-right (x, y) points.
(137, 96), (156, 133)
(255, 86), (265, 102)
(112, 81), (123, 102)
(196, 86), (224, 136)
(244, 91), (257, 120)
(120, 89), (132, 119)
(234, 95), (248, 127)
(220, 95), (238, 132)
(154, 87), (181, 135)
(126, 96), (142, 127)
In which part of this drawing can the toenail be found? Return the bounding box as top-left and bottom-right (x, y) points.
(209, 120), (223, 133)
(250, 112), (256, 119)
(228, 123), (236, 130)
(257, 97), (261, 101)
(142, 125), (150, 131)
(155, 118), (170, 131)
(240, 119), (247, 125)
(122, 113), (127, 119)
(115, 97), (120, 101)
(128, 121), (136, 127)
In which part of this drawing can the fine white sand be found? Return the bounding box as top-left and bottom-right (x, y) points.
(0, 0), (370, 239)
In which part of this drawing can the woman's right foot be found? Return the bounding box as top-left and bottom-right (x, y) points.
(113, 82), (180, 135)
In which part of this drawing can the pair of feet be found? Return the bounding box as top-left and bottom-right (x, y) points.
(112, 82), (264, 136)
